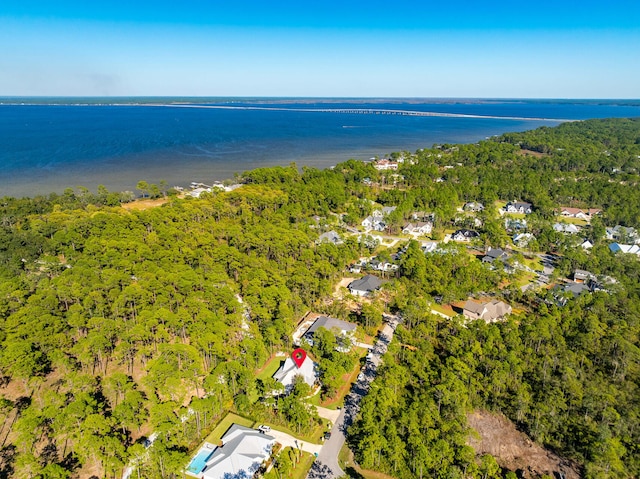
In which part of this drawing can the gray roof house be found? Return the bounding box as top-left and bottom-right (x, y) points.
(372, 206), (397, 218)
(463, 202), (484, 212)
(573, 269), (597, 283)
(305, 316), (357, 337)
(504, 202), (533, 214)
(482, 247), (509, 264)
(402, 221), (433, 235)
(462, 299), (512, 323)
(348, 275), (383, 296)
(452, 229), (480, 242)
(317, 231), (343, 245)
(303, 316), (357, 352)
(188, 424), (275, 479)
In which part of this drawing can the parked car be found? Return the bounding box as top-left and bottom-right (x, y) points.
(258, 425), (271, 434)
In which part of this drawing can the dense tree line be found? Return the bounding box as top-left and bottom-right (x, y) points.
(350, 287), (640, 479)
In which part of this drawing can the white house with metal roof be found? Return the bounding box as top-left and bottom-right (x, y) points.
(272, 354), (317, 392)
(187, 424), (274, 479)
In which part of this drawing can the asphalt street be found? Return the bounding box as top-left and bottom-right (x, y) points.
(307, 315), (400, 479)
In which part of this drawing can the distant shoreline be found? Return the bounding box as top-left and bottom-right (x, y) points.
(0, 100), (578, 122)
(2, 99), (638, 198)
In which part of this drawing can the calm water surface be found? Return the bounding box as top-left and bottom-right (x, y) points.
(1, 98), (639, 197)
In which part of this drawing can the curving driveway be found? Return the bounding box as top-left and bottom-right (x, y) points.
(268, 429), (322, 455)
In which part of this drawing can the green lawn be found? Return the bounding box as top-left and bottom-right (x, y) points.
(255, 417), (328, 444)
(264, 448), (316, 479)
(256, 356), (285, 382)
(512, 271), (536, 288)
(250, 356), (285, 402)
(520, 255), (544, 271)
(204, 412), (255, 445)
(555, 216), (589, 226)
(503, 212), (526, 219)
(430, 303), (456, 318)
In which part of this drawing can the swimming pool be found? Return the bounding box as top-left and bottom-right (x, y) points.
(187, 447), (215, 474)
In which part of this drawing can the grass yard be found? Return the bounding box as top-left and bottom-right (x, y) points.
(338, 444), (397, 479)
(555, 216), (589, 226)
(256, 356), (285, 382)
(430, 303), (456, 318)
(256, 417), (328, 444)
(520, 255), (544, 271)
(511, 272), (537, 288)
(204, 412), (255, 445)
(503, 212), (527, 219)
(250, 355), (285, 402)
(265, 448), (316, 479)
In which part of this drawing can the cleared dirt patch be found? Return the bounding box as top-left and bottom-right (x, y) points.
(468, 410), (581, 479)
(121, 197), (169, 210)
(518, 149), (547, 158)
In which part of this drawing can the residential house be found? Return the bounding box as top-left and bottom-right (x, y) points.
(580, 239), (594, 250)
(563, 282), (591, 297)
(348, 275), (384, 296)
(482, 247), (509, 264)
(462, 299), (512, 323)
(504, 202), (533, 214)
(187, 424), (275, 479)
(317, 231), (343, 245)
(573, 270), (597, 283)
(421, 241), (439, 253)
(372, 206), (397, 217)
(463, 202), (484, 212)
(412, 211), (435, 222)
(554, 222), (581, 234)
(369, 259), (399, 273)
(402, 221), (433, 236)
(558, 207), (601, 221)
(505, 218), (527, 231)
(606, 225), (640, 244)
(609, 243), (640, 256)
(303, 316), (357, 352)
(513, 233), (535, 247)
(273, 352), (317, 392)
(553, 282), (591, 306)
(348, 263), (362, 274)
(452, 229), (480, 242)
(373, 159), (399, 170)
(362, 216), (385, 232)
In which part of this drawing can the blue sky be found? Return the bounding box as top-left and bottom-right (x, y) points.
(1, 1), (639, 98)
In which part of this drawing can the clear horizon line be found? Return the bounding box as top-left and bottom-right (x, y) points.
(1, 95), (639, 101)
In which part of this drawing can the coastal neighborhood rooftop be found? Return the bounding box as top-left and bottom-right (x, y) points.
(463, 299), (512, 323)
(348, 275), (384, 296)
(186, 424), (274, 479)
(272, 351), (317, 391)
(305, 316), (357, 337)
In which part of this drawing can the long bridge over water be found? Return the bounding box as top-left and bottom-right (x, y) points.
(153, 103), (574, 122)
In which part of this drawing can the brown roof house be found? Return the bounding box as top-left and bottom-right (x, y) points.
(463, 299), (512, 323)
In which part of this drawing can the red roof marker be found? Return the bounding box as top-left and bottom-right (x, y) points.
(292, 348), (307, 368)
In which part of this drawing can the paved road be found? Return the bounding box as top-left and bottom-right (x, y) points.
(307, 314), (400, 479)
